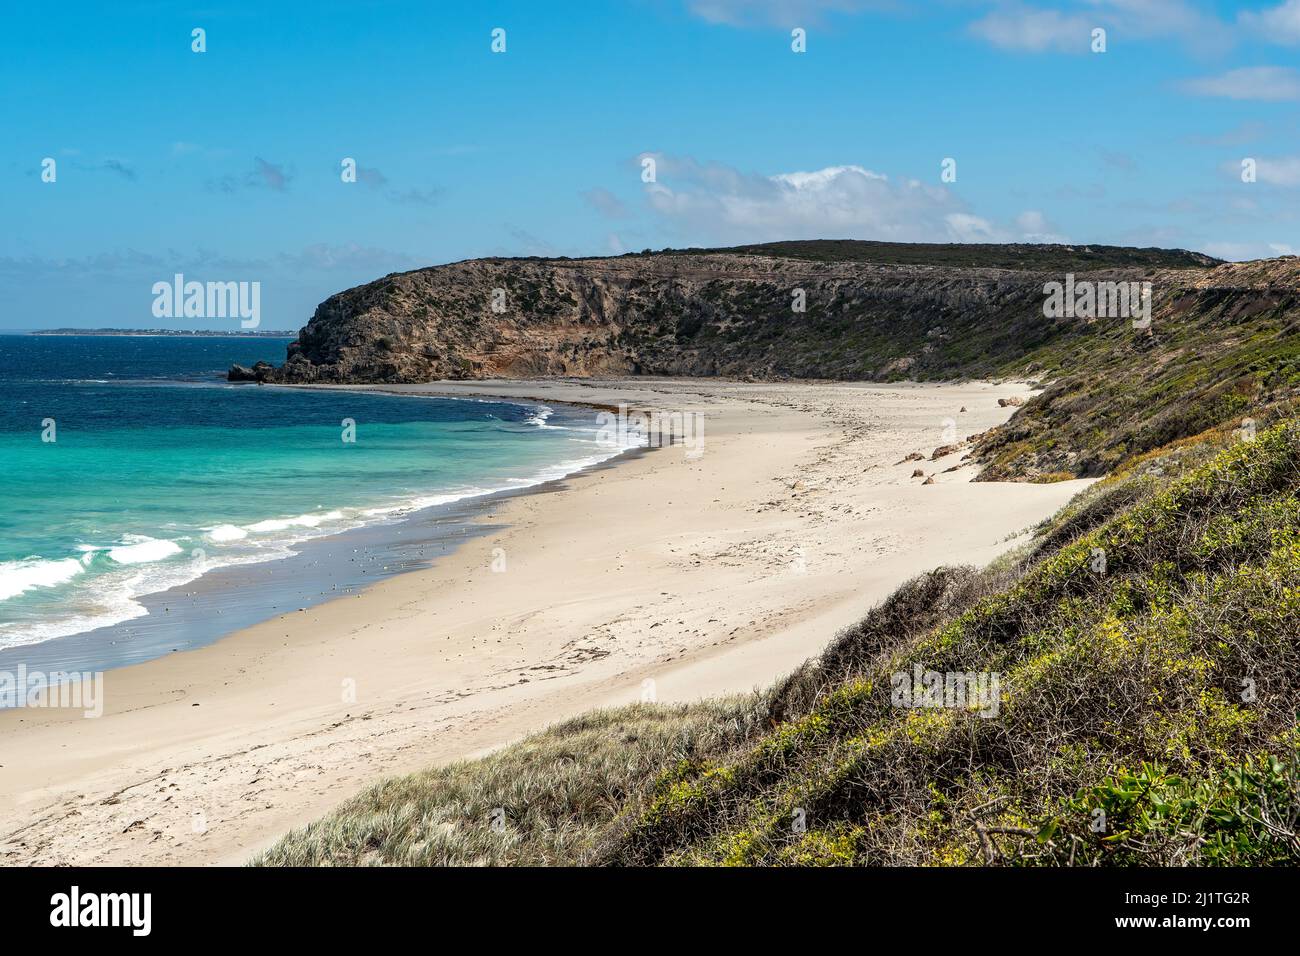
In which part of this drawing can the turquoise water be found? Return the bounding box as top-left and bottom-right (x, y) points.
(0, 335), (625, 650)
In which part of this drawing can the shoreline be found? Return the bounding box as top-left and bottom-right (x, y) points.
(0, 394), (639, 677)
(0, 377), (1093, 866)
(0, 445), (647, 678)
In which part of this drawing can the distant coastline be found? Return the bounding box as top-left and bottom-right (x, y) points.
(30, 328), (297, 337)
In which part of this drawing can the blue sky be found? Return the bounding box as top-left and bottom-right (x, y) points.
(3, 0), (1299, 330)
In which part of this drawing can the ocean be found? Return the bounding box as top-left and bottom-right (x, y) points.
(0, 335), (629, 672)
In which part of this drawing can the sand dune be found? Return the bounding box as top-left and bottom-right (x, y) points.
(0, 378), (1091, 866)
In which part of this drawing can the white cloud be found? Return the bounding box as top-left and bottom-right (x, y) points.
(1201, 240), (1297, 261)
(771, 165), (886, 190)
(1181, 66), (1300, 100)
(641, 158), (964, 242)
(970, 1), (1229, 55)
(685, 0), (888, 27)
(693, 0), (1300, 53)
(1221, 155), (1300, 186)
(635, 155), (1059, 244)
(969, 6), (1093, 52)
(1096, 0), (1220, 40)
(944, 213), (1000, 241)
(1240, 0), (1300, 44)
(1015, 209), (1070, 242)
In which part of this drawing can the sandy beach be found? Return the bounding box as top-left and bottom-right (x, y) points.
(0, 378), (1092, 866)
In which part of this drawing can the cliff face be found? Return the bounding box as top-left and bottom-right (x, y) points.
(238, 244), (1300, 481)
(246, 248), (1216, 385)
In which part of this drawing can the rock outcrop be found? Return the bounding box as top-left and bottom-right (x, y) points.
(227, 361), (275, 382)
(239, 243), (1222, 386)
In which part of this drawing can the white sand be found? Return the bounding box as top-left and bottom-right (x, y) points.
(0, 378), (1091, 866)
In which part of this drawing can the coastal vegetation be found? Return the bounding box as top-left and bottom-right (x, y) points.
(247, 241), (1300, 867)
(257, 415), (1300, 867)
(656, 239), (1219, 271)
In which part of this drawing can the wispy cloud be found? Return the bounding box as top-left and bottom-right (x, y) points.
(1015, 209), (1068, 242)
(100, 159), (137, 181)
(387, 187), (441, 206)
(344, 163), (439, 205)
(355, 164), (388, 188)
(969, 5), (1093, 52)
(0, 249), (165, 278)
(1183, 121), (1271, 147)
(1202, 240), (1299, 261)
(685, 0), (892, 27)
(1181, 66), (1300, 100)
(0, 243), (423, 279)
(1220, 155), (1300, 186)
(506, 227), (559, 257)
(698, 0), (1294, 56)
(583, 187), (631, 219)
(276, 243), (422, 272)
(207, 157), (294, 193)
(1239, 0), (1300, 44)
(969, 1), (1229, 55)
(52, 157), (139, 180)
(253, 157), (289, 191)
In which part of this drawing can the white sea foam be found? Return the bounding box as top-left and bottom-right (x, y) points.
(244, 509), (345, 533)
(206, 524), (248, 542)
(0, 541), (299, 650)
(107, 536), (184, 565)
(0, 558), (86, 602)
(525, 405), (555, 428)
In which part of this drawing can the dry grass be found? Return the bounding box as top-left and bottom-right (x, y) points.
(253, 699), (767, 866)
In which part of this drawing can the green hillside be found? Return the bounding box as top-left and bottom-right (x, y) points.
(255, 420), (1300, 867)
(974, 264), (1300, 480)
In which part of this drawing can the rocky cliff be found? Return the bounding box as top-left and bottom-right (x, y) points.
(235, 242), (1300, 481)
(235, 242), (1219, 386)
